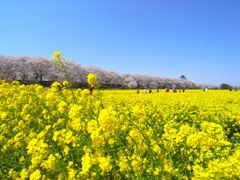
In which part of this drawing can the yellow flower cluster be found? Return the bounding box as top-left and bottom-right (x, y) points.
(0, 81), (240, 179)
(52, 52), (65, 68)
(87, 73), (98, 88)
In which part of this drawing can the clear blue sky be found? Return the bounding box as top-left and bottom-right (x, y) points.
(0, 0), (240, 86)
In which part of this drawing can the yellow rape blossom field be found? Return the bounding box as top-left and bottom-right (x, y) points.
(1, 80), (240, 179)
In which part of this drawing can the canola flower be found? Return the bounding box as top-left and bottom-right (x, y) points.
(52, 52), (65, 68)
(87, 73), (98, 88)
(0, 79), (240, 179)
(52, 52), (72, 85)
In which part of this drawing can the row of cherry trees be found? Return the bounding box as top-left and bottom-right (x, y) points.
(0, 55), (216, 89)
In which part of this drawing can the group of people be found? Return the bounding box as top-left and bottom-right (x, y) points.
(136, 88), (186, 94)
(229, 88), (238, 91)
(88, 87), (238, 95)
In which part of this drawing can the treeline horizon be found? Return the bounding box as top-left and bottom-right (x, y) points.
(0, 55), (217, 89)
